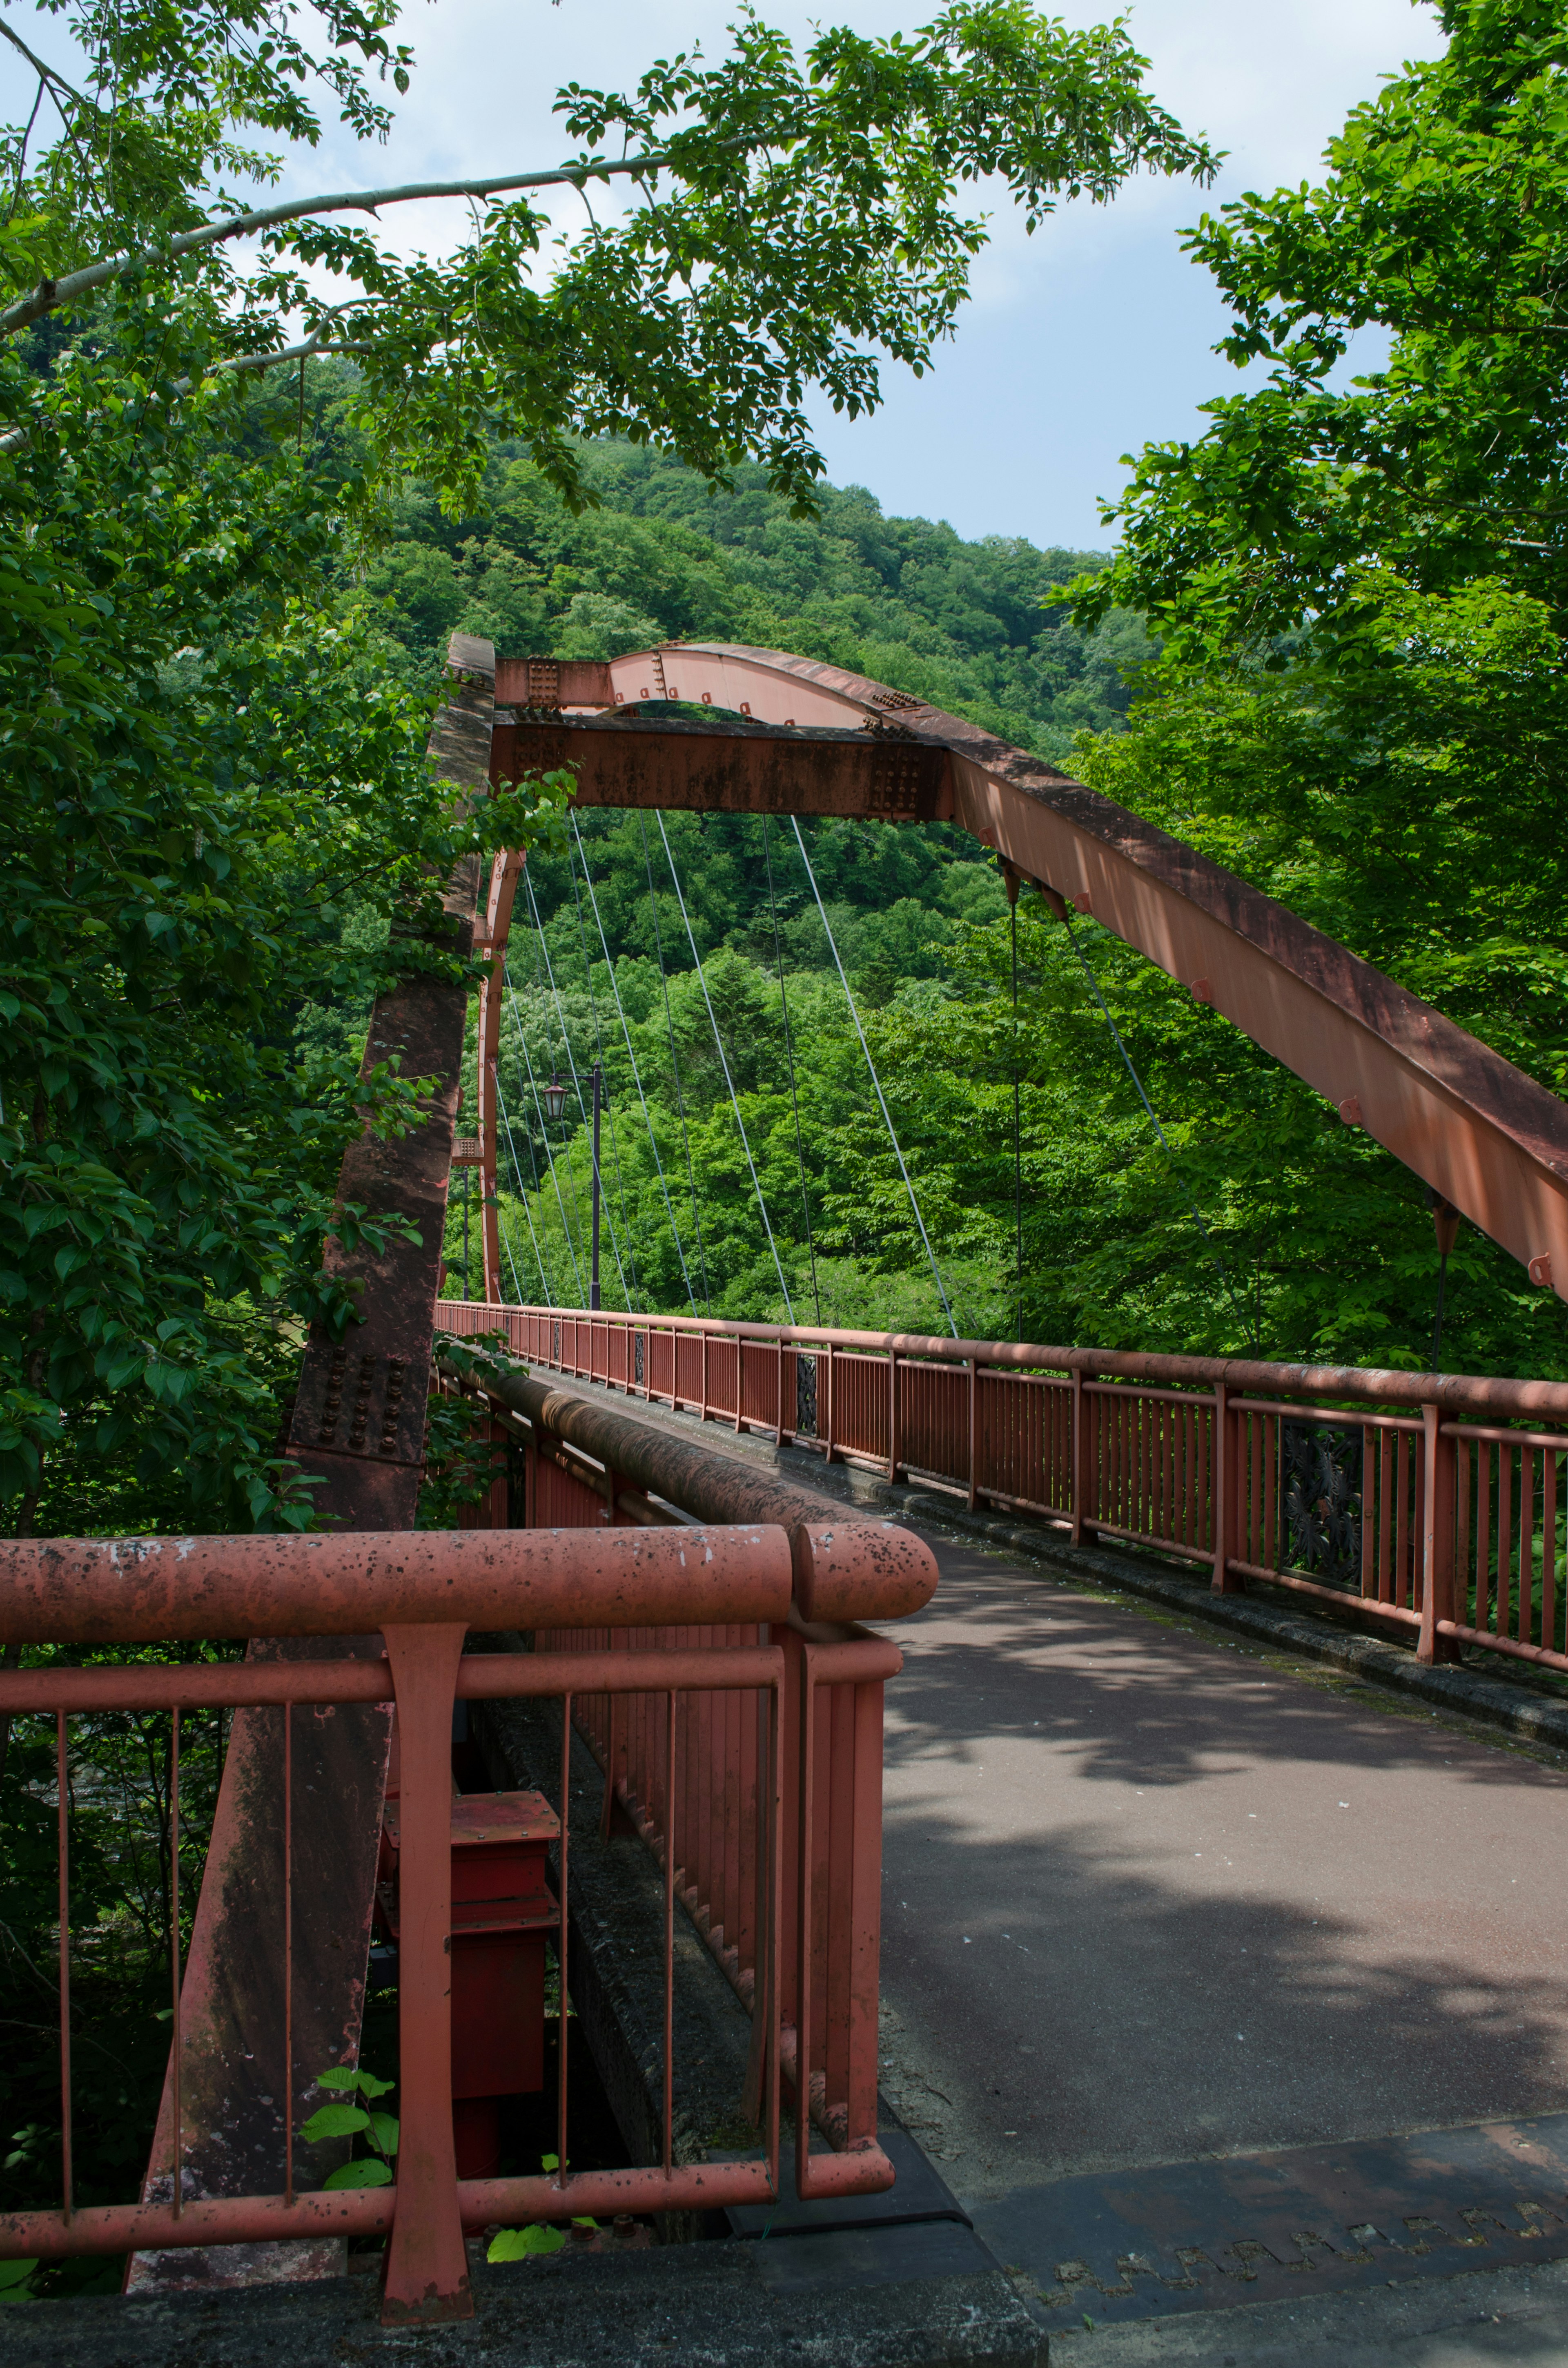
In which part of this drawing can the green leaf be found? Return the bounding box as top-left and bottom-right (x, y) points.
(322, 2158), (394, 2190)
(0, 2260), (36, 2292)
(315, 2067), (394, 2098)
(486, 2223), (566, 2262)
(300, 2103), (369, 2142)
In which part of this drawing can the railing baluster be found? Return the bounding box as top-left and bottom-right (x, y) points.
(663, 1689), (676, 2180)
(283, 1701), (293, 2208)
(171, 1705), (182, 2219)
(56, 1712), (72, 2227)
(1545, 1450), (1559, 1656)
(1497, 1442), (1514, 1639)
(558, 1690), (571, 2188)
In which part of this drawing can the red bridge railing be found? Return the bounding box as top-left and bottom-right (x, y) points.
(0, 1522), (930, 2321)
(438, 1300), (1568, 1681)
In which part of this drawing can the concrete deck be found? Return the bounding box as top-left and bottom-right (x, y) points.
(879, 1543), (1568, 2194)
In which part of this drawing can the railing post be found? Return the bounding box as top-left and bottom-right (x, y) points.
(1419, 1400), (1459, 1663)
(1070, 1369), (1095, 1547)
(887, 1351), (899, 1486)
(777, 1332), (786, 1446)
(1212, 1382), (1243, 1593)
(735, 1334), (744, 1433)
(381, 1621), (470, 2326)
(824, 1341), (835, 1465)
(967, 1357), (978, 1511)
(701, 1329), (709, 1424)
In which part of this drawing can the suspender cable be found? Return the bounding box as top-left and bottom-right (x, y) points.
(1061, 910), (1253, 1347)
(566, 832), (639, 1300)
(495, 1072), (552, 1305)
(514, 944), (588, 1303)
(789, 816), (956, 1339)
(505, 963), (585, 1305)
(525, 872), (633, 1309)
(571, 814), (698, 1315)
(509, 952), (590, 1307)
(639, 814), (711, 1313)
(762, 814), (820, 1326)
(657, 812), (796, 1324)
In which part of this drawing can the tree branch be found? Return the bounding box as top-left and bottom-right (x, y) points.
(0, 134), (766, 337)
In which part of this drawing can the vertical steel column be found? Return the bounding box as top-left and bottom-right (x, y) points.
(967, 1358), (978, 1512)
(381, 1622), (470, 2326)
(887, 1351), (899, 1486)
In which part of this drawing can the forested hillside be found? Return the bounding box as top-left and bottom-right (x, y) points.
(359, 430), (1145, 766)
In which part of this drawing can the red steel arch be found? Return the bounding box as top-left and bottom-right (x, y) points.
(475, 639), (1568, 1306)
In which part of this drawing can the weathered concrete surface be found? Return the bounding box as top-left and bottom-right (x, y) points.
(0, 2243), (1045, 2366)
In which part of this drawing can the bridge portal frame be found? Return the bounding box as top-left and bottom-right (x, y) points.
(481, 639), (1568, 1307)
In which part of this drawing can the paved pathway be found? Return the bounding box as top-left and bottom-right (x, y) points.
(877, 1541), (1568, 2202)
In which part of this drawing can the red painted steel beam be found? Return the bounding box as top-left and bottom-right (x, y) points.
(0, 1525), (796, 1644)
(495, 643), (1568, 1297)
(491, 710), (950, 823)
(0, 1645), (787, 1715)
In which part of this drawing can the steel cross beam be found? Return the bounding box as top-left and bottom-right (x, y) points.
(489, 641), (1568, 1300)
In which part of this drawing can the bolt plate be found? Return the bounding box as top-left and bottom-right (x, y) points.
(292, 1345), (425, 1464)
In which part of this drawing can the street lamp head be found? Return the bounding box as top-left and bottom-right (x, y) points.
(543, 1075), (568, 1123)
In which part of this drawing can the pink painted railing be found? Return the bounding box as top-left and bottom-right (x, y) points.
(438, 1301), (1568, 1679)
(0, 1525), (912, 2319)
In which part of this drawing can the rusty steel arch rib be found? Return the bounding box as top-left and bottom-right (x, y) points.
(481, 640), (1568, 1302)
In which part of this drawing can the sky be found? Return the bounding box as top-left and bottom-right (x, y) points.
(4, 0), (1448, 549)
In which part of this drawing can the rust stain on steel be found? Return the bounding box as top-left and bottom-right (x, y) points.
(473, 1365), (937, 1620)
(494, 640), (1568, 1297)
(491, 709), (951, 825)
(0, 1525), (795, 1644)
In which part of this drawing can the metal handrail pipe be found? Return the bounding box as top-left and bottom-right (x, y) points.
(0, 1645), (787, 1716)
(463, 1300), (1568, 1421)
(1, 2152), (872, 2262)
(453, 1359), (939, 1623)
(0, 1525), (793, 1646)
